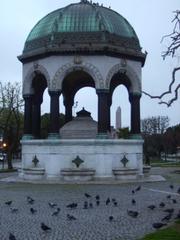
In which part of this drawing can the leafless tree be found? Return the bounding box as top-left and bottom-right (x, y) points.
(143, 10), (180, 107)
(0, 82), (23, 169)
(141, 116), (169, 135)
(141, 116), (170, 162)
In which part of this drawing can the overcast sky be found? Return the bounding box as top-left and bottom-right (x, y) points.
(1, 0), (180, 128)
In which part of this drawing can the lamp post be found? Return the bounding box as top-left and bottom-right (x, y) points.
(2, 142), (7, 169)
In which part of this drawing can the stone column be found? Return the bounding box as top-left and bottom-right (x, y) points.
(23, 94), (33, 139)
(48, 90), (61, 138)
(97, 89), (110, 137)
(64, 98), (73, 123)
(32, 96), (42, 139)
(129, 93), (141, 137)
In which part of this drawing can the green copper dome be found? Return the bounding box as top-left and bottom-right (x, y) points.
(20, 1), (145, 64)
(26, 2), (137, 42)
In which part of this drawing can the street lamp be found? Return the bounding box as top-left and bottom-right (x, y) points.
(3, 143), (7, 148)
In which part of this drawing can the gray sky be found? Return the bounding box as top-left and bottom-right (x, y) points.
(1, 0), (180, 127)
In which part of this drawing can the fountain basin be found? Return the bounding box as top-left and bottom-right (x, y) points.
(61, 168), (95, 181)
(20, 167), (45, 180)
(112, 168), (138, 180)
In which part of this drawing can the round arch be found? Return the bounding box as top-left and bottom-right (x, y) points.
(61, 69), (96, 123)
(23, 63), (51, 95)
(52, 62), (104, 90)
(105, 63), (141, 94)
(111, 85), (130, 129)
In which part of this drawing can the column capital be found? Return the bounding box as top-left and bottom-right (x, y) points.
(48, 90), (61, 97)
(129, 92), (141, 102)
(96, 89), (110, 94)
(23, 94), (33, 99)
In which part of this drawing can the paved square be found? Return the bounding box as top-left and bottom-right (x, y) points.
(0, 170), (179, 240)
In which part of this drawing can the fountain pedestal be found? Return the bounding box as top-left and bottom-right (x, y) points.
(20, 167), (45, 180)
(61, 168), (95, 181)
(112, 168), (138, 180)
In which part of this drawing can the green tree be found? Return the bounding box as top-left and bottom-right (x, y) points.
(141, 116), (170, 163)
(0, 82), (23, 169)
(41, 113), (65, 138)
(117, 127), (130, 139)
(163, 124), (180, 154)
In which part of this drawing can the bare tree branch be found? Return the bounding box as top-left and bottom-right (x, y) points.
(143, 10), (180, 106)
(142, 66), (180, 103)
(159, 84), (180, 107)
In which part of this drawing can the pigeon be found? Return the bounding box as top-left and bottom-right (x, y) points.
(95, 195), (100, 200)
(10, 208), (18, 213)
(112, 198), (116, 202)
(164, 208), (174, 214)
(89, 203), (93, 208)
(67, 214), (76, 221)
(5, 201), (12, 206)
(169, 184), (174, 190)
(132, 190), (135, 194)
(148, 205), (156, 210)
(113, 201), (118, 207)
(9, 233), (16, 240)
(96, 200), (100, 206)
(135, 186), (141, 192)
(41, 223), (51, 232)
(177, 187), (180, 194)
(84, 193), (91, 198)
(152, 222), (166, 229)
(166, 194), (171, 199)
(172, 199), (177, 204)
(66, 203), (78, 209)
(162, 214), (172, 221)
(132, 199), (136, 205)
(159, 202), (165, 208)
(83, 201), (88, 209)
(52, 208), (60, 216)
(27, 196), (34, 204)
(127, 210), (139, 218)
(48, 202), (57, 208)
(106, 198), (110, 205)
(30, 207), (37, 214)
(109, 216), (114, 222)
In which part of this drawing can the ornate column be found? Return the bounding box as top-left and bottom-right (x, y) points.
(23, 94), (33, 139)
(48, 90), (61, 138)
(64, 97), (74, 123)
(129, 93), (141, 137)
(32, 95), (42, 139)
(97, 89), (111, 137)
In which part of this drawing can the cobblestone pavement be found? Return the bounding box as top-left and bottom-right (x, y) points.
(0, 169), (179, 240)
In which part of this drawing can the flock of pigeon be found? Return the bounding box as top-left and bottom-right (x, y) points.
(5, 184), (180, 240)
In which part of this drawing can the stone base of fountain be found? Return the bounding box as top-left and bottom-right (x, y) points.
(20, 167), (45, 180)
(143, 165), (151, 176)
(61, 168), (95, 181)
(112, 168), (138, 180)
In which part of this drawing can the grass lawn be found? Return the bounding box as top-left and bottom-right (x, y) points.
(140, 221), (180, 240)
(149, 158), (180, 167)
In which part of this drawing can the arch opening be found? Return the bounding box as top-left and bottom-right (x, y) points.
(61, 70), (96, 123)
(111, 85), (130, 130)
(31, 73), (48, 139)
(109, 72), (131, 137)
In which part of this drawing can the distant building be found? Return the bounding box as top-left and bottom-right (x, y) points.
(116, 106), (121, 129)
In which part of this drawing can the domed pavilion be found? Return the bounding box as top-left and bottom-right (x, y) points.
(19, 0), (146, 181)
